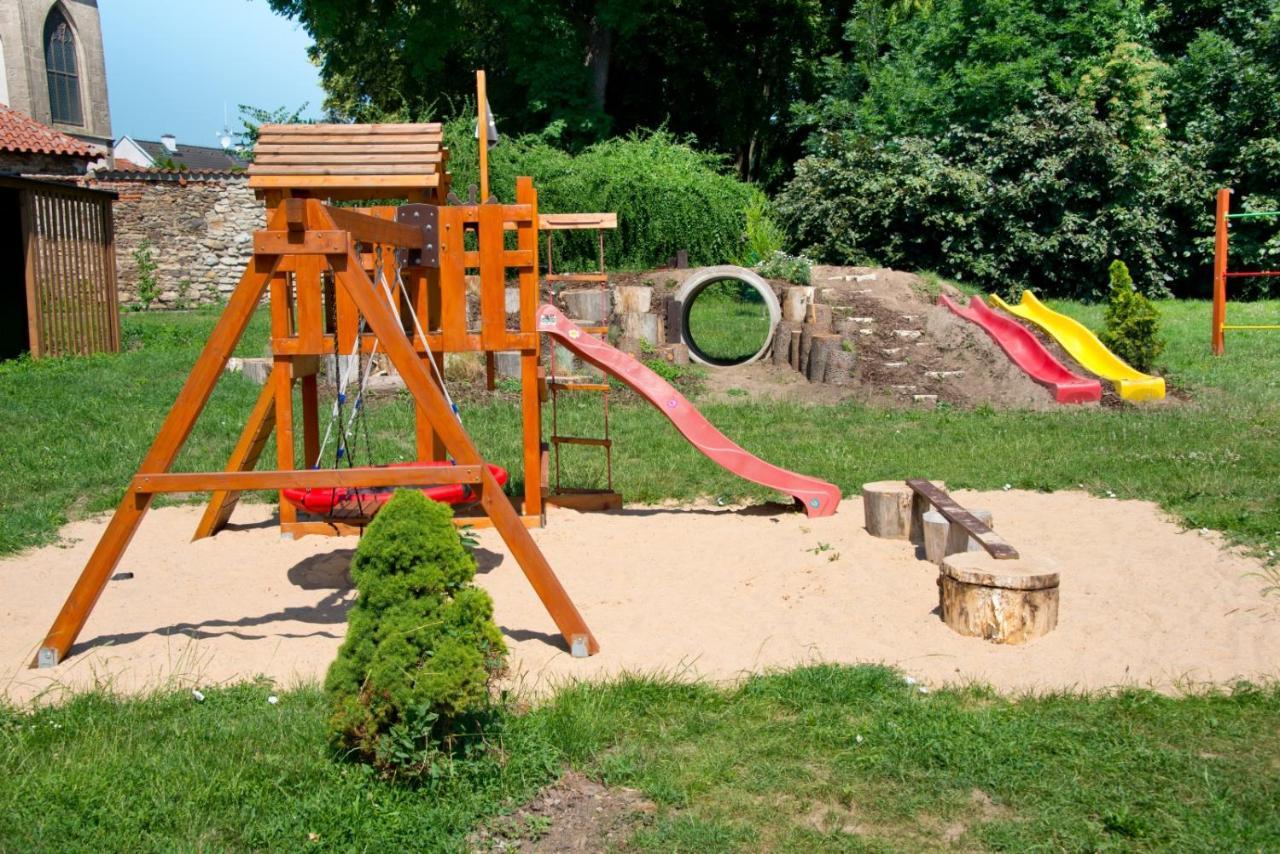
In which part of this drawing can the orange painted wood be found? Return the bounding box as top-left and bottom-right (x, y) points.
(36, 251), (282, 665)
(479, 203), (507, 349)
(301, 372), (321, 468)
(324, 205), (425, 248)
(255, 143), (442, 155)
(273, 354), (297, 525)
(539, 213), (618, 230)
(324, 231), (598, 655)
(295, 255), (325, 352)
(253, 230), (349, 255)
(439, 206), (468, 351)
(249, 175), (440, 190)
(136, 465), (482, 493)
(516, 177), (543, 519)
(193, 377), (278, 541)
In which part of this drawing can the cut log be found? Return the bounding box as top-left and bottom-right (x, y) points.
(620, 311), (659, 345)
(823, 347), (855, 385)
(657, 343), (690, 365)
(805, 302), (834, 332)
(923, 508), (993, 564)
(614, 285), (652, 315)
(799, 323), (817, 374)
(908, 480), (946, 544)
(562, 288), (610, 323)
(939, 552), (1060, 644)
(862, 481), (914, 539)
(788, 329), (802, 371)
(806, 333), (840, 383)
(783, 286), (814, 323)
(773, 320), (802, 366)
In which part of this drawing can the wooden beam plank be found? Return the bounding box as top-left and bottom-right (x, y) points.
(136, 465), (483, 493)
(248, 175), (440, 190)
(255, 143), (442, 155)
(254, 153), (442, 166)
(258, 122), (442, 134)
(323, 204), (425, 248)
(249, 164), (439, 176)
(254, 230), (349, 255)
(538, 212), (618, 230)
(905, 479), (1020, 560)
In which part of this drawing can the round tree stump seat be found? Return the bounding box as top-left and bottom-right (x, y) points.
(939, 552), (1060, 644)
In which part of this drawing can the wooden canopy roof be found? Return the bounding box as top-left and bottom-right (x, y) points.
(247, 123), (447, 198)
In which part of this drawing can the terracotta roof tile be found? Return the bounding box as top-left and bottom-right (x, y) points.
(0, 104), (95, 158)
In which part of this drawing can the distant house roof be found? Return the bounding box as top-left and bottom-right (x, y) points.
(0, 104), (96, 158)
(120, 136), (247, 171)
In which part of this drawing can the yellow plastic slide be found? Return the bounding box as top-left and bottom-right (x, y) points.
(989, 291), (1165, 401)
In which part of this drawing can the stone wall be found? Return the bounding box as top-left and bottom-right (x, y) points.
(88, 173), (264, 308)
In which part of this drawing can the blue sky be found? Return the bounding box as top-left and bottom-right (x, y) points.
(100, 0), (326, 147)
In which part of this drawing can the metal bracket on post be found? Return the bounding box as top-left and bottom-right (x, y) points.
(37, 647), (59, 669)
(571, 634), (591, 658)
(396, 204), (440, 268)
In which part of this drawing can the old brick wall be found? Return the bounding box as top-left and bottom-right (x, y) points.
(88, 174), (265, 308)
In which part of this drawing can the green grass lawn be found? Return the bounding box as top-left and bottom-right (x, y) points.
(1, 667), (1276, 849)
(2, 299), (1280, 849)
(684, 279), (773, 363)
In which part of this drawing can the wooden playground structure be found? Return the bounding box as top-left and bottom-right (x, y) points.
(1211, 187), (1280, 354)
(35, 105), (605, 667)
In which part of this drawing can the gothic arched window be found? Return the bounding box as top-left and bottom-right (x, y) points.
(45, 7), (83, 125)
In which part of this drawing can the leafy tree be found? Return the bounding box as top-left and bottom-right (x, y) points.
(266, 0), (854, 182)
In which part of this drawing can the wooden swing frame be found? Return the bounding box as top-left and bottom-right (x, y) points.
(34, 120), (600, 667)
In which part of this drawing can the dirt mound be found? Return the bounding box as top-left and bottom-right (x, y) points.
(470, 771), (655, 851)
(697, 265), (1077, 410)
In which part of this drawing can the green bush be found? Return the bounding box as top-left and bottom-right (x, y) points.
(1100, 259), (1165, 372)
(445, 118), (753, 270)
(757, 251), (812, 286)
(325, 490), (506, 780)
(739, 188), (786, 266)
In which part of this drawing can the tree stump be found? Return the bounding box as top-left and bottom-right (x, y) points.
(773, 320), (802, 366)
(823, 348), (855, 385)
(862, 481), (914, 539)
(783, 286), (814, 323)
(799, 323), (818, 374)
(807, 334), (840, 383)
(938, 552), (1060, 644)
(614, 285), (652, 315)
(923, 508), (994, 564)
(562, 288), (611, 323)
(907, 480), (946, 544)
(806, 302), (834, 332)
(788, 329), (803, 371)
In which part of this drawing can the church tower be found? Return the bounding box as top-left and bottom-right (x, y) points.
(0, 1), (112, 150)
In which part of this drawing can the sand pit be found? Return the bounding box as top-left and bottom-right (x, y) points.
(3, 491), (1278, 706)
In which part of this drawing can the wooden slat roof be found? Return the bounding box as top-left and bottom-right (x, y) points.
(247, 123), (446, 191)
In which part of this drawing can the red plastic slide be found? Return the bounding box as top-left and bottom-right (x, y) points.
(538, 305), (841, 517)
(939, 295), (1101, 404)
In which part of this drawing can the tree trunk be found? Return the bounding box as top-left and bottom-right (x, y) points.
(862, 481), (913, 539)
(939, 552), (1060, 644)
(823, 348), (855, 385)
(807, 334), (839, 383)
(773, 320), (801, 366)
(585, 16), (613, 114)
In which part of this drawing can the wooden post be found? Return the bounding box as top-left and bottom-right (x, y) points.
(477, 70), (489, 202)
(806, 333), (839, 383)
(1212, 187), (1230, 356)
(36, 251), (282, 666)
(923, 507), (993, 565)
(192, 377), (278, 540)
(773, 320), (801, 367)
(939, 552), (1059, 644)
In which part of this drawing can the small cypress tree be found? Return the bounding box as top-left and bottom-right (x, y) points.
(1100, 259), (1164, 373)
(326, 490), (506, 778)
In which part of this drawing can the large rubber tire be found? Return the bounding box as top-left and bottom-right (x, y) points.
(672, 265), (781, 366)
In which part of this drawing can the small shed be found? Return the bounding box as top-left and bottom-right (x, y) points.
(0, 175), (120, 359)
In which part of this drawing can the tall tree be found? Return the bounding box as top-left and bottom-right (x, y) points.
(267, 0), (853, 182)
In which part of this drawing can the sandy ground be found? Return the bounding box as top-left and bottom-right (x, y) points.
(3, 491), (1278, 707)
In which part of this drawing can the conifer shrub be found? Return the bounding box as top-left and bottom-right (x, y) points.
(1100, 259), (1164, 373)
(325, 490), (506, 779)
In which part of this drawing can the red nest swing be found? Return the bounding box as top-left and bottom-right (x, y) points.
(282, 461), (509, 518)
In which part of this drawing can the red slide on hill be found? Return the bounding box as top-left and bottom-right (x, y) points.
(537, 305), (841, 517)
(939, 295), (1101, 404)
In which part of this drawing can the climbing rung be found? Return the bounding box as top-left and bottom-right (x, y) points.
(549, 382), (610, 393)
(546, 273), (608, 283)
(551, 436), (611, 448)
